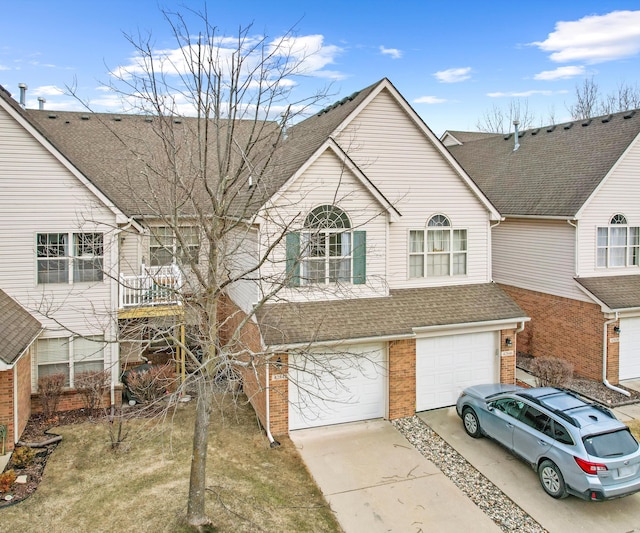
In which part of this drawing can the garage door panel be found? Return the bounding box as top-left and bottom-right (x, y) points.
(289, 344), (386, 430)
(620, 317), (640, 380)
(416, 332), (497, 411)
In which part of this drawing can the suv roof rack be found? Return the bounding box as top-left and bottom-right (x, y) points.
(517, 391), (581, 428)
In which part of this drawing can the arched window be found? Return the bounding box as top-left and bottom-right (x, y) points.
(302, 206), (352, 284)
(597, 214), (639, 268)
(285, 205), (366, 286)
(409, 215), (467, 278)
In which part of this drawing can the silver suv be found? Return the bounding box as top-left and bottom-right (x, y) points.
(456, 384), (640, 500)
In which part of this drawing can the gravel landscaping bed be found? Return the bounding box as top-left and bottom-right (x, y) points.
(393, 416), (547, 533)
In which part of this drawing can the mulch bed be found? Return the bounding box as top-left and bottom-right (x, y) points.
(0, 409), (91, 508)
(0, 403), (166, 508)
(516, 353), (640, 407)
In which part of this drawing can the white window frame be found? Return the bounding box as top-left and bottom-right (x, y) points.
(409, 215), (467, 278)
(596, 214), (640, 269)
(149, 226), (200, 267)
(301, 206), (352, 285)
(36, 335), (105, 389)
(37, 232), (104, 284)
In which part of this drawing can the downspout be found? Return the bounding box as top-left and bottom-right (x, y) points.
(603, 313), (630, 396)
(265, 360), (280, 448)
(567, 220), (578, 277)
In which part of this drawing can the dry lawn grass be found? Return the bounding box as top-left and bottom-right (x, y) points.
(1, 394), (341, 533)
(627, 419), (640, 440)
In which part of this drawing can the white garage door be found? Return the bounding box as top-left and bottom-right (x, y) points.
(416, 332), (497, 411)
(288, 343), (386, 430)
(620, 317), (640, 380)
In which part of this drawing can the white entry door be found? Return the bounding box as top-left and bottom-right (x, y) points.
(620, 317), (640, 380)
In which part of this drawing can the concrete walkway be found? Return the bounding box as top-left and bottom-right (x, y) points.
(290, 419), (501, 533)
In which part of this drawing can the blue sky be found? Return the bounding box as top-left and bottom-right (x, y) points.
(1, 1), (640, 135)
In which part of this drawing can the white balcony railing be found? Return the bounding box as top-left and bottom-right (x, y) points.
(119, 264), (183, 308)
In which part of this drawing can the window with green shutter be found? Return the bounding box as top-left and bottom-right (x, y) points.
(288, 205), (366, 286)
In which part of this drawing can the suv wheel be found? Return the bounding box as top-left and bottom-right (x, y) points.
(539, 460), (568, 499)
(462, 407), (482, 438)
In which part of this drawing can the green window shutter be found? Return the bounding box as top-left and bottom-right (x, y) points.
(286, 232), (301, 287)
(352, 231), (366, 284)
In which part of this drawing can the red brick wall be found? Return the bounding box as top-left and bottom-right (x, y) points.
(0, 368), (14, 452)
(500, 285), (614, 382)
(268, 354), (289, 436)
(0, 352), (32, 452)
(15, 352), (32, 445)
(388, 339), (416, 419)
(31, 386), (122, 414)
(499, 329), (516, 385)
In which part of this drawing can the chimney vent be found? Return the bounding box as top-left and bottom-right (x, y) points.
(38, 97), (46, 110)
(513, 120), (520, 151)
(18, 83), (27, 108)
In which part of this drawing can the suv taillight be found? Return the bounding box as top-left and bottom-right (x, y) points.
(574, 456), (608, 474)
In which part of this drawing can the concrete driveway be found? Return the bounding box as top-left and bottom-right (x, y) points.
(290, 419), (501, 533)
(419, 407), (640, 533)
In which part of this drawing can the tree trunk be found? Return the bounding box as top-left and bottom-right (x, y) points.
(186, 379), (212, 527)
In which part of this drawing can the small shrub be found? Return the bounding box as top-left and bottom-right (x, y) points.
(124, 364), (175, 404)
(75, 369), (110, 415)
(38, 373), (66, 419)
(11, 446), (36, 469)
(530, 356), (574, 388)
(0, 470), (16, 493)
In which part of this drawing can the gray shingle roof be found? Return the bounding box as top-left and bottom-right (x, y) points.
(447, 110), (640, 217)
(575, 275), (640, 310)
(256, 283), (526, 346)
(3, 80), (384, 220)
(0, 289), (42, 366)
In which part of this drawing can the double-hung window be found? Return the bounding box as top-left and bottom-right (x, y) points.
(37, 232), (103, 284)
(409, 215), (467, 278)
(150, 226), (200, 267)
(37, 335), (105, 388)
(597, 214), (640, 268)
(286, 205), (366, 286)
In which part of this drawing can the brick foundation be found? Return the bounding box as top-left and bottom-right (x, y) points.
(31, 386), (123, 414)
(500, 285), (617, 383)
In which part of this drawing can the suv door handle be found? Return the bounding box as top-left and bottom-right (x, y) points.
(538, 440), (547, 446)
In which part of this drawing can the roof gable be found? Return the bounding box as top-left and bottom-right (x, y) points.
(448, 110), (640, 218)
(0, 86), (133, 225)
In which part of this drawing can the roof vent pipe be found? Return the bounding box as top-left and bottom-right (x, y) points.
(38, 97), (46, 110)
(513, 120), (520, 151)
(18, 83), (27, 108)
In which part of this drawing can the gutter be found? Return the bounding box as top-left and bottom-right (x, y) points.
(603, 313), (630, 397)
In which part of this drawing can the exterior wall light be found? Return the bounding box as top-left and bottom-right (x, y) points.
(614, 326), (621, 334)
(505, 337), (513, 347)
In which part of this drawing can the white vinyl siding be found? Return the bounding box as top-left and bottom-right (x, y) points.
(579, 138), (640, 277)
(225, 226), (260, 315)
(336, 89), (492, 289)
(260, 150), (388, 302)
(0, 104), (119, 391)
(492, 219), (589, 301)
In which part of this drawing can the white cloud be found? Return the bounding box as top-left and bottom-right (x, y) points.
(32, 85), (65, 97)
(379, 46), (402, 59)
(0, 65), (9, 71)
(487, 90), (566, 98)
(112, 33), (344, 83)
(532, 10), (640, 64)
(413, 95), (446, 104)
(533, 65), (586, 80)
(434, 67), (471, 83)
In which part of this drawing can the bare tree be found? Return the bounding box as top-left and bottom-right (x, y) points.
(476, 100), (536, 133)
(69, 7), (378, 530)
(567, 77), (601, 119)
(567, 78), (640, 119)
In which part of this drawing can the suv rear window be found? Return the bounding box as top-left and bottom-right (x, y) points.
(583, 429), (639, 458)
